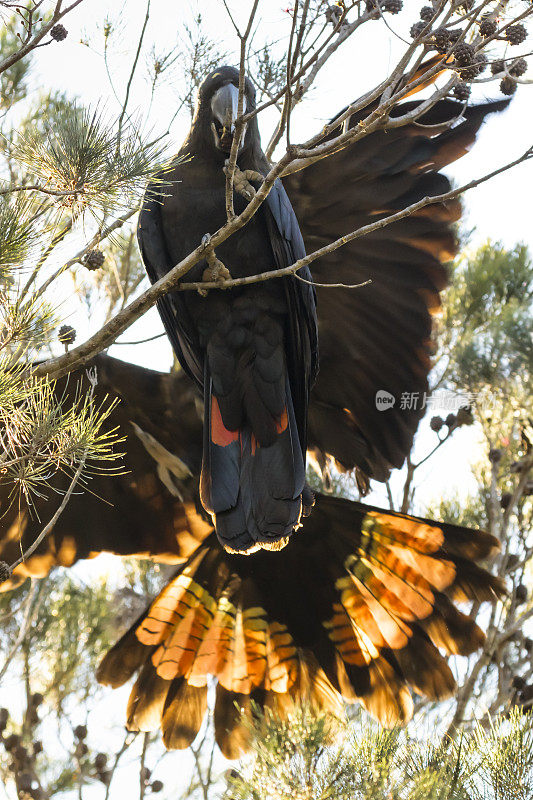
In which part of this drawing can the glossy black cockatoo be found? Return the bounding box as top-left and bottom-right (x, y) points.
(0, 67), (509, 758)
(138, 66), (318, 554)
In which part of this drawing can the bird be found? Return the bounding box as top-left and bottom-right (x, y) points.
(0, 355), (504, 758)
(138, 66), (318, 555)
(0, 71), (509, 758)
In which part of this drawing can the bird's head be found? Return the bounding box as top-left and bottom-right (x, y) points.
(194, 66), (257, 157)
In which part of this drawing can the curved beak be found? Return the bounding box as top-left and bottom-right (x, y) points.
(211, 83), (240, 132)
(210, 83), (246, 151)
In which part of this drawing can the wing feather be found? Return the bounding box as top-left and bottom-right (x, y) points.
(0, 355), (210, 590)
(284, 98), (510, 480)
(97, 493), (503, 751)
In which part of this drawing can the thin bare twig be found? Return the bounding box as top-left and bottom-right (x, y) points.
(113, 331), (165, 346)
(293, 274), (371, 290)
(0, 579), (42, 683)
(8, 375), (99, 572)
(0, 0), (85, 75)
(224, 0), (260, 221)
(105, 733), (137, 800)
(116, 0), (151, 149)
(265, 0), (301, 158)
(139, 733), (150, 800)
(179, 146), (533, 293)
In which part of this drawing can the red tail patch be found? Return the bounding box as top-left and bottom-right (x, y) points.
(211, 396), (239, 447)
(276, 408), (288, 434)
(211, 401), (288, 452)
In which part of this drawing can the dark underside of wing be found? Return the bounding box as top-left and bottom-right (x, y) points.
(0, 356), (211, 589)
(284, 99), (509, 482)
(0, 352), (504, 757)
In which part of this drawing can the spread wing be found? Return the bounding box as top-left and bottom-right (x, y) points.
(98, 492), (503, 758)
(0, 355), (503, 757)
(0, 355), (211, 589)
(284, 99), (509, 482)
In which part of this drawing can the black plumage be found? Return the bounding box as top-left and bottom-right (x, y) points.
(138, 67), (318, 554)
(139, 66), (508, 548)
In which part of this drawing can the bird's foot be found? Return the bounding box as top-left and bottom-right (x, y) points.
(199, 249), (231, 295)
(202, 259), (231, 284)
(224, 160), (263, 201)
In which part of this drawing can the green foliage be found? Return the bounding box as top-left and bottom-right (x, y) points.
(229, 707), (533, 800)
(0, 291), (56, 349)
(348, 726), (403, 799)
(401, 734), (480, 800)
(0, 194), (41, 279)
(11, 105), (166, 218)
(472, 711), (533, 800)
(32, 573), (116, 709)
(0, 363), (124, 506)
(229, 707), (357, 800)
(424, 492), (487, 529)
(440, 242), (532, 394)
(0, 572), (121, 796)
(0, 17), (31, 110)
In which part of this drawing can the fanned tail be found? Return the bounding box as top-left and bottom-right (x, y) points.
(200, 374), (305, 554)
(97, 494), (504, 758)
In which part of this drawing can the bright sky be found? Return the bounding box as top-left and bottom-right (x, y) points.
(8, 1), (532, 796)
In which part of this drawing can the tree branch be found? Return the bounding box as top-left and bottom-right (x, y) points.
(33, 142), (532, 380)
(0, 0), (85, 75)
(224, 0), (260, 221)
